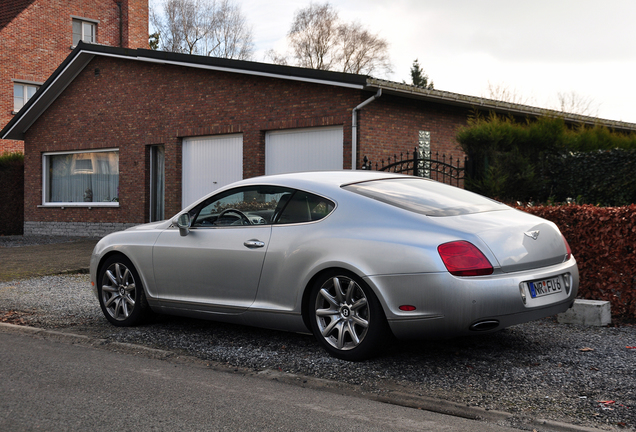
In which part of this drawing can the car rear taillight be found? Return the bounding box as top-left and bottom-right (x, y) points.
(438, 241), (493, 277)
(562, 235), (572, 261)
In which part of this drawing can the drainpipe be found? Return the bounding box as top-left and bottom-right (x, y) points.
(117, 2), (123, 47)
(351, 88), (382, 170)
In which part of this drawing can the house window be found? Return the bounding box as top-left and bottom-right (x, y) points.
(43, 150), (119, 206)
(72, 19), (96, 45)
(13, 83), (38, 112)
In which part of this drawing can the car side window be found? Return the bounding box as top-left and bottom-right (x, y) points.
(276, 191), (335, 224)
(191, 186), (292, 227)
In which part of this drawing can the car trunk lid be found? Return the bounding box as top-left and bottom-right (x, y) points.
(432, 209), (568, 273)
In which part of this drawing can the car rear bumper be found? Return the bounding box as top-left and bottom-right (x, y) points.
(365, 257), (579, 340)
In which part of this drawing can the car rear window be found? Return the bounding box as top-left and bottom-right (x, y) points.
(276, 191), (335, 224)
(343, 178), (509, 217)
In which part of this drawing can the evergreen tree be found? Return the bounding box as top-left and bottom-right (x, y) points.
(410, 59), (433, 89)
(149, 32), (160, 50)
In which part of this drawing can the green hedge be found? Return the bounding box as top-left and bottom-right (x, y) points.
(0, 152), (24, 236)
(517, 204), (636, 321)
(545, 149), (636, 206)
(458, 114), (636, 204)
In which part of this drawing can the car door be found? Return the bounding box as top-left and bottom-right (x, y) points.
(152, 185), (291, 313)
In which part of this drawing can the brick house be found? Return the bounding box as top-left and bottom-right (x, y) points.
(0, 0), (148, 153)
(4, 43), (636, 237)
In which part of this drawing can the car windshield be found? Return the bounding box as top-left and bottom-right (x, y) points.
(343, 178), (509, 217)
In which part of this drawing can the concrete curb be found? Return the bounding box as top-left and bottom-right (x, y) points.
(59, 267), (90, 275)
(0, 322), (605, 432)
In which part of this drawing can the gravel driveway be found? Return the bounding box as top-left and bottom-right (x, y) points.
(1, 274), (635, 431)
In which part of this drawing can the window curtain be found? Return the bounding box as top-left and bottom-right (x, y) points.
(49, 152), (119, 203)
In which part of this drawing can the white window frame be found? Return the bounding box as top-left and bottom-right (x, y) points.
(41, 148), (120, 208)
(72, 17), (98, 46)
(12, 81), (40, 113)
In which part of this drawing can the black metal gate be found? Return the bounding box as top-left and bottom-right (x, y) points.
(362, 148), (466, 187)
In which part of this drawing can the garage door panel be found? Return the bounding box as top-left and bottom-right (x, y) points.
(182, 134), (243, 207)
(265, 126), (343, 175)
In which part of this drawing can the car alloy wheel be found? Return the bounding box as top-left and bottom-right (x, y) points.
(309, 271), (390, 361)
(98, 255), (149, 326)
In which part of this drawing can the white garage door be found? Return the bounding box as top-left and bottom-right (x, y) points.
(182, 134), (243, 208)
(265, 126), (343, 175)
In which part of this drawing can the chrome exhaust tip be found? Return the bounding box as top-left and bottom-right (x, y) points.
(469, 320), (500, 331)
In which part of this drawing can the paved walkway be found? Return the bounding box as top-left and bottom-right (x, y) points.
(0, 238), (98, 282)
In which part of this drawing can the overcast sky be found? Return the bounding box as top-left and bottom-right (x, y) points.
(153, 0), (636, 123)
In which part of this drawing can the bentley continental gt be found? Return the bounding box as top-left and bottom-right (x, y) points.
(90, 171), (579, 361)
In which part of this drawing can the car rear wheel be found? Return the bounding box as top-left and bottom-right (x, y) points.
(309, 271), (390, 361)
(98, 254), (150, 327)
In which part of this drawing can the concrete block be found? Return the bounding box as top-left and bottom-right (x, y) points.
(557, 299), (611, 326)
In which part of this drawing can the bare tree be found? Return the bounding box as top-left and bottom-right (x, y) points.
(485, 81), (532, 105)
(151, 0), (253, 60)
(484, 83), (600, 117)
(337, 22), (392, 75)
(555, 91), (599, 117)
(264, 49), (289, 66)
(288, 2), (339, 70)
(280, 2), (392, 76)
(206, 0), (253, 59)
(151, 0), (210, 54)
(150, 0), (184, 53)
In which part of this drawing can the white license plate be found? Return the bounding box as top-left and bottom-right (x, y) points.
(528, 276), (563, 298)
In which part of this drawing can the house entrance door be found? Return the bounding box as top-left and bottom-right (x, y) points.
(149, 145), (165, 222)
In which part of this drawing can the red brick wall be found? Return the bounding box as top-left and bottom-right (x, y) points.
(24, 57), (471, 227)
(359, 95), (468, 169)
(24, 57), (365, 224)
(0, 0), (148, 153)
(122, 0), (148, 49)
(0, 140), (24, 154)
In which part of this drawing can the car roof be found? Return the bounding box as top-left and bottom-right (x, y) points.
(234, 170), (409, 192)
(182, 170), (424, 213)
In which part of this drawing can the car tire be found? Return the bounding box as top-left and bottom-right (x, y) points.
(97, 254), (151, 327)
(309, 270), (391, 361)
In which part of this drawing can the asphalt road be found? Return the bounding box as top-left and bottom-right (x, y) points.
(0, 329), (521, 432)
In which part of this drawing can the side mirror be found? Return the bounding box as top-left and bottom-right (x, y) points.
(176, 213), (192, 237)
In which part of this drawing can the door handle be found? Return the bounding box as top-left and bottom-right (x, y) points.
(244, 240), (265, 249)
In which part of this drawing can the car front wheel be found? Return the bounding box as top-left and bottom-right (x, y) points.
(309, 271), (390, 361)
(98, 254), (150, 327)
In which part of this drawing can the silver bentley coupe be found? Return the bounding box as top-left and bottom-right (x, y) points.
(90, 171), (579, 361)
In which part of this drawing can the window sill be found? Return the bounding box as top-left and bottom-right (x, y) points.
(39, 202), (119, 209)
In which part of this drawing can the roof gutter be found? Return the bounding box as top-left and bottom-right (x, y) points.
(351, 88), (382, 170)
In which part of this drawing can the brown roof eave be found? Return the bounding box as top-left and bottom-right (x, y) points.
(365, 78), (636, 133)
